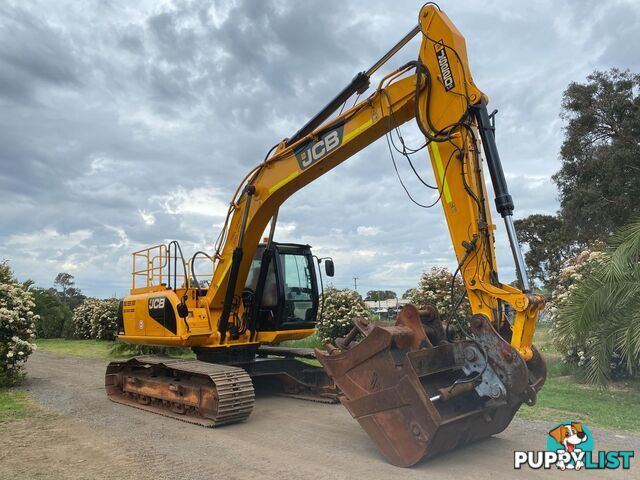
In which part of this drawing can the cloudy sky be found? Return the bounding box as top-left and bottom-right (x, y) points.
(1, 0), (639, 298)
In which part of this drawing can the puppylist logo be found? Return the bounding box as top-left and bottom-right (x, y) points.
(514, 421), (634, 471)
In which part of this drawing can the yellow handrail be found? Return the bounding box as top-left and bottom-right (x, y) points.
(131, 244), (169, 290)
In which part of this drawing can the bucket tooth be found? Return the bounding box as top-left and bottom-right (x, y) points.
(316, 304), (546, 467)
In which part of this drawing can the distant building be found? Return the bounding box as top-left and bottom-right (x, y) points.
(364, 298), (410, 310)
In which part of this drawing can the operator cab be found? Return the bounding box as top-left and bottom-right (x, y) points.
(243, 242), (332, 332)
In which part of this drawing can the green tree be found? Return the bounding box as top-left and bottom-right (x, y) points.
(514, 214), (579, 285)
(54, 272), (85, 309)
(553, 219), (640, 384)
(364, 290), (397, 301)
(554, 69), (640, 243)
(401, 288), (415, 299)
(516, 69), (639, 284)
(32, 288), (73, 338)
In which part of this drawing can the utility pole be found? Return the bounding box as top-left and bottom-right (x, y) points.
(353, 276), (358, 292)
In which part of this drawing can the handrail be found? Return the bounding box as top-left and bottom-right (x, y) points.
(131, 242), (216, 295)
(132, 244), (168, 290)
(167, 240), (189, 291)
(187, 253), (216, 290)
(131, 243), (189, 291)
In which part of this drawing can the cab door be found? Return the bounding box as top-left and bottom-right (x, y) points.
(275, 244), (319, 329)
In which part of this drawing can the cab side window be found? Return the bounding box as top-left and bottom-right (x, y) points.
(282, 254), (314, 322)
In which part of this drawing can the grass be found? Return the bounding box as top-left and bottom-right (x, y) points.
(515, 324), (640, 432)
(280, 334), (324, 350)
(35, 339), (123, 360)
(35, 338), (193, 360)
(0, 389), (33, 422)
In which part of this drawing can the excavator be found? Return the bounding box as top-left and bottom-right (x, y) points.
(106, 3), (547, 467)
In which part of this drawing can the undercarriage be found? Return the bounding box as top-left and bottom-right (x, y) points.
(105, 345), (339, 427)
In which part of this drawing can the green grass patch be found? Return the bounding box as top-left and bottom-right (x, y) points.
(280, 334), (324, 350)
(279, 335), (323, 366)
(516, 377), (640, 431)
(516, 324), (640, 431)
(35, 339), (193, 360)
(108, 342), (194, 359)
(36, 339), (121, 360)
(0, 389), (33, 422)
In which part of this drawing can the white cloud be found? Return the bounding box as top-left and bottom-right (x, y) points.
(357, 226), (381, 236)
(155, 186), (229, 217)
(6, 228), (92, 251)
(139, 210), (156, 225)
(61, 260), (79, 271)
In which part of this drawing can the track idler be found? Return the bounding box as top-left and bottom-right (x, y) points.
(315, 304), (546, 467)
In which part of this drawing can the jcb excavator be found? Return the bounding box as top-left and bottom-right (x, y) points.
(106, 3), (547, 467)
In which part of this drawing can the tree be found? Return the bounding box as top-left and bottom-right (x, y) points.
(553, 69), (640, 243)
(515, 69), (640, 284)
(32, 288), (74, 338)
(54, 272), (73, 296)
(364, 290), (397, 301)
(402, 288), (415, 299)
(514, 214), (579, 286)
(551, 220), (640, 384)
(54, 272), (85, 309)
(0, 261), (37, 386)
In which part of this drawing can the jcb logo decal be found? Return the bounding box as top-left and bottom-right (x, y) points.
(148, 297), (166, 310)
(295, 125), (344, 170)
(434, 43), (455, 92)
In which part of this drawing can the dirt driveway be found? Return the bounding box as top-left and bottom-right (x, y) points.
(2, 352), (638, 479)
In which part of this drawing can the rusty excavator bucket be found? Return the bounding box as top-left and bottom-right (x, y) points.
(315, 304), (546, 467)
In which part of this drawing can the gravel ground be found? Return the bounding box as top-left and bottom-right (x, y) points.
(3, 351), (638, 479)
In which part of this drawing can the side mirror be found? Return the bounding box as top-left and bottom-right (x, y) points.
(324, 259), (335, 277)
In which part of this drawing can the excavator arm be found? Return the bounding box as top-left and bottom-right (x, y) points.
(207, 3), (542, 359)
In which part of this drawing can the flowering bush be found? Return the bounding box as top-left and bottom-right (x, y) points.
(73, 300), (92, 339)
(316, 287), (369, 343)
(73, 298), (119, 340)
(549, 222), (640, 385)
(0, 261), (37, 387)
(544, 245), (633, 378)
(407, 266), (471, 328)
(547, 247), (603, 365)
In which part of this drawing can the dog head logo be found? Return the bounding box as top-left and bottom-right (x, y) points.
(547, 422), (591, 470)
(549, 422), (588, 453)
